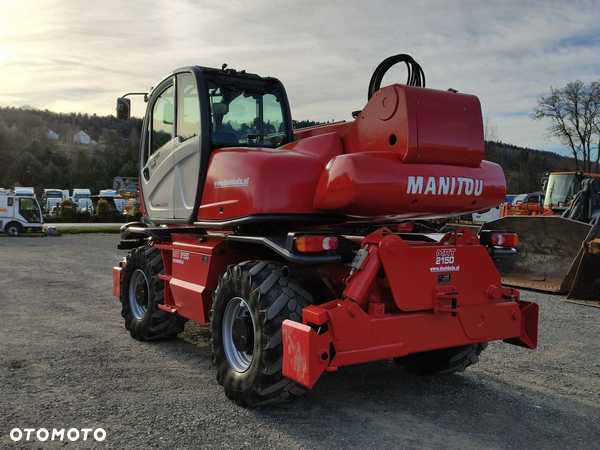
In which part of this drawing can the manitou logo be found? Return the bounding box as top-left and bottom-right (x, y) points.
(407, 176), (484, 196)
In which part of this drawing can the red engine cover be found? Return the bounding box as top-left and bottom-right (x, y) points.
(197, 133), (343, 222)
(197, 83), (503, 223)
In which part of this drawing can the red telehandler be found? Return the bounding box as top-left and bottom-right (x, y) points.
(113, 55), (538, 405)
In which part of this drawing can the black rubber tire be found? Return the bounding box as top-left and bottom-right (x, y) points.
(211, 261), (312, 406)
(120, 245), (186, 341)
(5, 222), (21, 237)
(394, 343), (488, 375)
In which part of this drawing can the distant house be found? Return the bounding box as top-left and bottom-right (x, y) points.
(73, 130), (91, 145)
(46, 129), (59, 140)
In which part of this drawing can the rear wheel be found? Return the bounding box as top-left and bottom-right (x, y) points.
(5, 222), (21, 236)
(211, 261), (312, 406)
(120, 245), (186, 340)
(394, 343), (487, 375)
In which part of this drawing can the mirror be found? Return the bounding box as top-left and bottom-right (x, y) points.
(116, 98), (131, 120)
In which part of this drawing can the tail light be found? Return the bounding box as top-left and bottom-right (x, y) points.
(295, 235), (339, 253)
(490, 232), (519, 247)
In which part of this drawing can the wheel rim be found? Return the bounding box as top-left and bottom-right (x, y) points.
(7, 225), (19, 236)
(129, 269), (149, 320)
(222, 297), (257, 373)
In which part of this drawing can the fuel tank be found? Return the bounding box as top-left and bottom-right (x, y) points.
(197, 84), (505, 225)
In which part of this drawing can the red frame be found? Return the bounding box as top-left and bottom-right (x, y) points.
(114, 227), (538, 390)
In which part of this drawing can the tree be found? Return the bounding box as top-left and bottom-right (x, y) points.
(533, 80), (600, 173)
(483, 113), (501, 164)
(0, 120), (16, 185)
(6, 151), (44, 188)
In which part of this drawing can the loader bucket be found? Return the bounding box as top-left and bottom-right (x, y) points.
(566, 239), (600, 306)
(480, 216), (599, 293)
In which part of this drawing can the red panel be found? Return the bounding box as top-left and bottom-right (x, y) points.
(112, 266), (122, 298)
(378, 233), (503, 312)
(504, 300), (539, 349)
(164, 235), (257, 324)
(197, 133), (343, 221)
(313, 152), (505, 219)
(282, 320), (331, 388)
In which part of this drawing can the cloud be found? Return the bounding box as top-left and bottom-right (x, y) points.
(0, 0), (599, 152)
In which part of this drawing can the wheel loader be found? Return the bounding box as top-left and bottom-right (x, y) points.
(481, 171), (600, 305)
(113, 55), (538, 405)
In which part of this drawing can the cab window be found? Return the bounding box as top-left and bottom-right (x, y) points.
(177, 73), (200, 142)
(151, 84), (174, 154)
(19, 198), (41, 223)
(207, 81), (286, 148)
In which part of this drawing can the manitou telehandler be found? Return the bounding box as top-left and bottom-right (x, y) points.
(113, 55), (538, 405)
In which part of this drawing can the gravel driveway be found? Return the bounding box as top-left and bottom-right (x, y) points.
(1, 234), (598, 449)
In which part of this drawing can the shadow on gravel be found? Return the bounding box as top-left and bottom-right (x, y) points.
(135, 324), (596, 450)
(255, 361), (594, 449)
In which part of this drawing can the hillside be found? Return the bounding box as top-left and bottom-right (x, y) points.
(0, 106), (578, 196)
(484, 141), (576, 194)
(0, 106), (142, 194)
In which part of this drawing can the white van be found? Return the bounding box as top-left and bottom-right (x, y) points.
(72, 188), (92, 213)
(0, 188), (43, 236)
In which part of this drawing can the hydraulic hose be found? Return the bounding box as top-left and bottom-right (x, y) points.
(367, 54), (425, 100)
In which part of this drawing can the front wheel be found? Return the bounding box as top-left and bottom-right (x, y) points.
(5, 222), (21, 236)
(120, 245), (186, 340)
(211, 261), (312, 406)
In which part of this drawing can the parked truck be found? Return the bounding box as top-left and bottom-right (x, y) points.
(0, 188), (43, 236)
(42, 188), (65, 215)
(71, 188), (92, 213)
(113, 55), (538, 405)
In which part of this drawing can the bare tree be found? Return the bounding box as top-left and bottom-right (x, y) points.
(483, 113), (500, 164)
(533, 80), (600, 173)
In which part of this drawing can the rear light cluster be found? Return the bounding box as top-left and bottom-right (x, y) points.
(490, 232), (519, 247)
(295, 235), (339, 253)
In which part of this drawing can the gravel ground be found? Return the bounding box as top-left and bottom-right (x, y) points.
(0, 234), (599, 449)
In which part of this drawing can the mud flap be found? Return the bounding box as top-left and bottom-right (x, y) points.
(282, 320), (332, 388)
(481, 216), (598, 292)
(503, 300), (539, 349)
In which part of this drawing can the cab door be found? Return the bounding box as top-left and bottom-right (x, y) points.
(141, 81), (176, 220)
(173, 72), (202, 220)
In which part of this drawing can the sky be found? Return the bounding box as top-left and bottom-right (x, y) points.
(1, 0), (599, 155)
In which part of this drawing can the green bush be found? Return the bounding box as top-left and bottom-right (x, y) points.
(59, 199), (76, 222)
(95, 198), (111, 222)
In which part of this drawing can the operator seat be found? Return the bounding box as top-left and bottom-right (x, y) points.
(211, 102), (239, 144)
